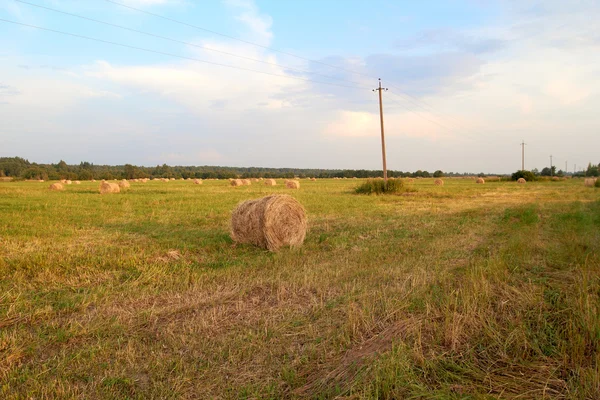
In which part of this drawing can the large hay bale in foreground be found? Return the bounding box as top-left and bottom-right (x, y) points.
(476, 178), (485, 184)
(264, 179), (276, 186)
(118, 179), (130, 188)
(434, 179), (444, 186)
(517, 178), (526, 184)
(100, 182), (121, 194)
(231, 195), (307, 251)
(231, 179), (243, 187)
(584, 178), (597, 187)
(49, 183), (64, 191)
(286, 180), (300, 189)
(193, 179), (203, 185)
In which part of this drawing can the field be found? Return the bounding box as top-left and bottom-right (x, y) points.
(1, 178), (599, 399)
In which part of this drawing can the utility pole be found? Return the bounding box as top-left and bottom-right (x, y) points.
(373, 79), (388, 183)
(550, 155), (553, 176)
(520, 141), (526, 170)
(565, 161), (567, 175)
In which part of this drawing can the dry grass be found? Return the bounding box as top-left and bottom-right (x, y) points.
(1, 178), (599, 398)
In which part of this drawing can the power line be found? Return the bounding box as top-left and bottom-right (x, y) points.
(0, 18), (367, 90)
(16, 0), (371, 88)
(104, 0), (470, 132)
(105, 0), (375, 79)
(384, 96), (460, 135)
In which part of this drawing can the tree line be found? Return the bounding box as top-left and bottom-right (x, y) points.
(1, 157), (597, 181)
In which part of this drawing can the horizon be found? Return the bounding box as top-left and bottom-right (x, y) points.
(1, 1), (599, 174)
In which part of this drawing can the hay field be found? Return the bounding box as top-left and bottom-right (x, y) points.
(1, 178), (599, 399)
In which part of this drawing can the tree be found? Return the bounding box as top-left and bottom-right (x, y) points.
(433, 170), (444, 178)
(540, 167), (551, 176)
(512, 170), (536, 181)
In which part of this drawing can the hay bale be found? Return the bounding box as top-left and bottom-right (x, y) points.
(65, 180), (72, 185)
(60, 179), (67, 184)
(310, 178), (316, 181)
(286, 180), (300, 189)
(434, 179), (444, 186)
(476, 178), (485, 184)
(584, 178), (597, 187)
(118, 179), (130, 188)
(517, 178), (526, 184)
(264, 179), (277, 186)
(99, 182), (121, 194)
(231, 179), (243, 187)
(231, 194), (307, 251)
(49, 183), (64, 191)
(193, 179), (203, 185)
(242, 179), (252, 186)
(552, 176), (560, 181)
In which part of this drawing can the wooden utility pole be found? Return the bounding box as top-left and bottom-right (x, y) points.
(373, 79), (388, 182)
(550, 155), (553, 176)
(521, 141), (526, 170)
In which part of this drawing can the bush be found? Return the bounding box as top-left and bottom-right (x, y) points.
(355, 178), (406, 195)
(511, 170), (536, 182)
(595, 179), (600, 188)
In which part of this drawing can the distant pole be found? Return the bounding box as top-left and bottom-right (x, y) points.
(373, 79), (388, 183)
(550, 155), (553, 176)
(565, 161), (567, 174)
(521, 140), (526, 170)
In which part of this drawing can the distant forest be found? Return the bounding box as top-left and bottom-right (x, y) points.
(0, 157), (597, 181)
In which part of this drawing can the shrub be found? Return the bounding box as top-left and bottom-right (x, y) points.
(511, 170), (536, 182)
(355, 178), (405, 195)
(595, 179), (600, 188)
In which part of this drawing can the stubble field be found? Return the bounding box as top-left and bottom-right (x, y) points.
(1, 178), (599, 399)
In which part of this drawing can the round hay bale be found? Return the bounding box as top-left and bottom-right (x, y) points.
(552, 176), (560, 181)
(286, 180), (300, 189)
(264, 179), (277, 186)
(242, 179), (252, 186)
(476, 178), (485, 184)
(118, 179), (130, 188)
(49, 183), (64, 191)
(100, 182), (121, 194)
(231, 179), (243, 187)
(517, 178), (526, 184)
(434, 179), (444, 186)
(73, 181), (80, 185)
(193, 179), (203, 185)
(584, 178), (597, 187)
(170, 178), (175, 181)
(60, 179), (67, 184)
(65, 180), (72, 185)
(91, 179), (96, 182)
(231, 194), (307, 251)
(310, 177), (317, 181)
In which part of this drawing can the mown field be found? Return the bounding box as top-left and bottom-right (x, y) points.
(1, 178), (599, 399)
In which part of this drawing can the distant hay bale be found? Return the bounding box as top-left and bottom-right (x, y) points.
(49, 183), (64, 191)
(170, 178), (175, 181)
(91, 179), (96, 182)
(517, 178), (526, 184)
(552, 176), (560, 181)
(242, 179), (252, 186)
(476, 178), (485, 184)
(286, 180), (300, 189)
(584, 178), (597, 187)
(264, 179), (277, 186)
(310, 178), (317, 181)
(231, 179), (243, 187)
(118, 179), (130, 188)
(60, 179), (67, 184)
(231, 194), (307, 251)
(193, 179), (203, 185)
(161, 178), (169, 182)
(38, 179), (45, 182)
(99, 182), (121, 194)
(405, 178), (414, 183)
(434, 179), (444, 186)
(65, 180), (72, 185)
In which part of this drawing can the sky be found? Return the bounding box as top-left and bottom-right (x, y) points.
(0, 0), (599, 174)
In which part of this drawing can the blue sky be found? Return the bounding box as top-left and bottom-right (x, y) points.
(1, 0), (599, 173)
